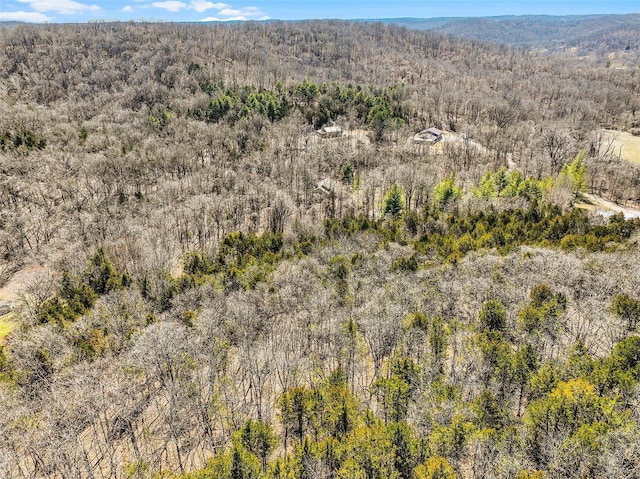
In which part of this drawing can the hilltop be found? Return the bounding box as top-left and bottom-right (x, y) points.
(376, 14), (640, 54)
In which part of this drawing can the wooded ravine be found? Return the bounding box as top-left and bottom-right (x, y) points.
(1, 19), (640, 479)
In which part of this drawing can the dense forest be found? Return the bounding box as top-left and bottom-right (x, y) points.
(383, 14), (640, 60)
(0, 19), (640, 479)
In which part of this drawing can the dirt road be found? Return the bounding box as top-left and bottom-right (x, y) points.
(580, 193), (640, 219)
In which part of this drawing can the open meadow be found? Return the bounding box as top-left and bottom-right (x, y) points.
(600, 129), (640, 163)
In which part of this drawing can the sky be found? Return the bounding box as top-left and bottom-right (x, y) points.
(0, 0), (638, 23)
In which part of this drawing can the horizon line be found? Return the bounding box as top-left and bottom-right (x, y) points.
(1, 11), (639, 25)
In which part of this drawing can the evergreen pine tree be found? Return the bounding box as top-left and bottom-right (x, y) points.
(383, 183), (405, 218)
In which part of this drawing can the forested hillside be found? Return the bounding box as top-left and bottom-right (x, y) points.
(1, 20), (640, 479)
(382, 14), (640, 62)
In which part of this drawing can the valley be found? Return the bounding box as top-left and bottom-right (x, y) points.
(0, 16), (639, 479)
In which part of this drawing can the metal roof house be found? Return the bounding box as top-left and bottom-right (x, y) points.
(0, 301), (14, 316)
(317, 125), (343, 138)
(413, 127), (443, 144)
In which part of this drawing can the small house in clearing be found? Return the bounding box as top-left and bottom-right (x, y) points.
(413, 127), (443, 144)
(317, 125), (343, 138)
(0, 301), (14, 316)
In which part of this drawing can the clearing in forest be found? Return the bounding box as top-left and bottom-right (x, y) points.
(578, 193), (640, 219)
(0, 265), (47, 341)
(0, 316), (16, 342)
(600, 129), (640, 163)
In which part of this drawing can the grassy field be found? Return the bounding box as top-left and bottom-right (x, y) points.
(0, 315), (16, 342)
(601, 129), (640, 163)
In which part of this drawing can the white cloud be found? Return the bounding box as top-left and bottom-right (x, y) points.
(151, 1), (266, 20)
(0, 10), (52, 22)
(199, 13), (269, 22)
(189, 1), (228, 13)
(16, 0), (100, 14)
(123, 5), (133, 12)
(151, 1), (187, 12)
(217, 7), (239, 15)
(220, 6), (263, 17)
